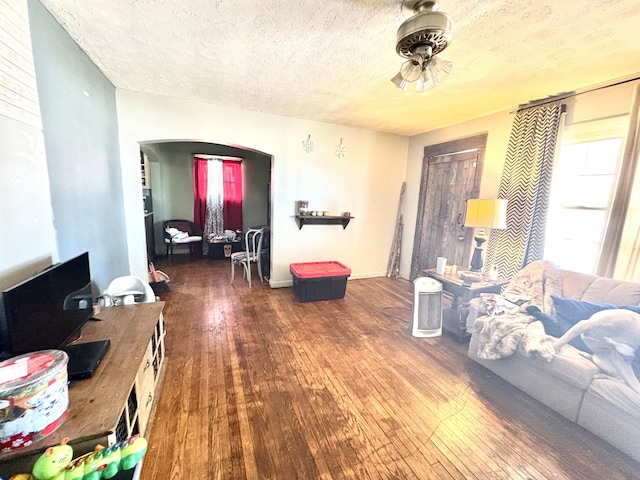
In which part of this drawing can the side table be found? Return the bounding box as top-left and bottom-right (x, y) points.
(423, 268), (508, 342)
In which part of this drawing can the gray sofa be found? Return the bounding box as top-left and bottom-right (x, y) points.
(468, 262), (640, 463)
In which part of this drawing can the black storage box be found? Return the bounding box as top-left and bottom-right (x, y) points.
(290, 261), (351, 302)
(207, 240), (243, 260)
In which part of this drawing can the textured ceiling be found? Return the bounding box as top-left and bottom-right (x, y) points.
(38, 0), (640, 136)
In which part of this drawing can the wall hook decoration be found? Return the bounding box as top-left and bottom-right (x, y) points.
(302, 134), (314, 153)
(335, 138), (347, 158)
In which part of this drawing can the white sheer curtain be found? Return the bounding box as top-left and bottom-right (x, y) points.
(204, 159), (224, 241)
(610, 83), (640, 280)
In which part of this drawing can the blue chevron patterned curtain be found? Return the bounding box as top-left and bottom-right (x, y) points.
(485, 102), (565, 280)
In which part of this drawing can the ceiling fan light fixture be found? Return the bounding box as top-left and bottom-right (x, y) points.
(416, 69), (436, 93)
(391, 71), (411, 91)
(429, 56), (454, 84)
(391, 54), (425, 90)
(393, 0), (454, 93)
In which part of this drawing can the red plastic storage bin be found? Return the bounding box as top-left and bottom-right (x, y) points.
(290, 261), (351, 302)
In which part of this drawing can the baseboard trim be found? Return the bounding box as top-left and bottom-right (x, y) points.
(268, 271), (395, 289)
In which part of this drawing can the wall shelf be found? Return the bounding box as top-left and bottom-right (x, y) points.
(294, 215), (353, 230)
(140, 151), (150, 189)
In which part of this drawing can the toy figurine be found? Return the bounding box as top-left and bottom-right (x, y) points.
(9, 435), (147, 480)
(31, 437), (74, 480)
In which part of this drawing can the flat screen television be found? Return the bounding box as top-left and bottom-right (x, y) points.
(0, 252), (94, 357)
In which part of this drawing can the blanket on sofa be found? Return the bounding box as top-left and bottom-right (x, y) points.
(476, 261), (562, 361)
(476, 314), (555, 360)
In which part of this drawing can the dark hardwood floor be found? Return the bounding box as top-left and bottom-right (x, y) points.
(140, 258), (640, 479)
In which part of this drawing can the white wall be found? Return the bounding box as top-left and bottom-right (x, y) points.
(0, 1), (57, 290)
(0, 114), (56, 290)
(401, 80), (640, 280)
(151, 147), (196, 221)
(115, 91), (408, 286)
(29, 0), (129, 292)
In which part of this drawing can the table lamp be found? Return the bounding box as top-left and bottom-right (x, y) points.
(464, 199), (508, 272)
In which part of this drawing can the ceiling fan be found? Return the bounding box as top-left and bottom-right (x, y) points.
(391, 0), (454, 93)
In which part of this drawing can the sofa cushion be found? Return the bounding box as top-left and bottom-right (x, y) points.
(578, 377), (640, 463)
(581, 277), (640, 305)
(559, 270), (600, 299)
(559, 269), (640, 305)
(552, 296), (640, 321)
(541, 344), (601, 388)
(468, 335), (599, 422)
(583, 376), (640, 418)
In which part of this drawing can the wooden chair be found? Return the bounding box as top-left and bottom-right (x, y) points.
(230, 228), (264, 287)
(163, 219), (203, 262)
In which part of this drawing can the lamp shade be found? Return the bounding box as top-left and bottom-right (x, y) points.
(464, 199), (508, 229)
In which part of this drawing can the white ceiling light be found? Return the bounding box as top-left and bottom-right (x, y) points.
(392, 0), (454, 93)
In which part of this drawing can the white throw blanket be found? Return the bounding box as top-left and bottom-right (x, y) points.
(476, 261), (562, 361)
(166, 227), (189, 241)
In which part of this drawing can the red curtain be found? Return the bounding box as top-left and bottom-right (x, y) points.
(223, 161), (243, 231)
(193, 158), (208, 231)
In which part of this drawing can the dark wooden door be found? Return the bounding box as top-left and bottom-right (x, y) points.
(411, 135), (486, 279)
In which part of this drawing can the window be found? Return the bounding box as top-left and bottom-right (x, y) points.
(544, 117), (628, 274)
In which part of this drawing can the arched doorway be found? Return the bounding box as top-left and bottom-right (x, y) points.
(139, 139), (273, 277)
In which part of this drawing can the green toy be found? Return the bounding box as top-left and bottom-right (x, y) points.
(9, 435), (147, 480)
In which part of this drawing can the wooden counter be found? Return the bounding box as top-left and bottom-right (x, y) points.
(0, 302), (166, 477)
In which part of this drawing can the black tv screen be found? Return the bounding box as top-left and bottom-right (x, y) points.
(1, 252), (93, 356)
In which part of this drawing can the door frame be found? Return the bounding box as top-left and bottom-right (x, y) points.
(410, 134), (488, 279)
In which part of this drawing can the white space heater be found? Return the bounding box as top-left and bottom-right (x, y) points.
(411, 277), (443, 337)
